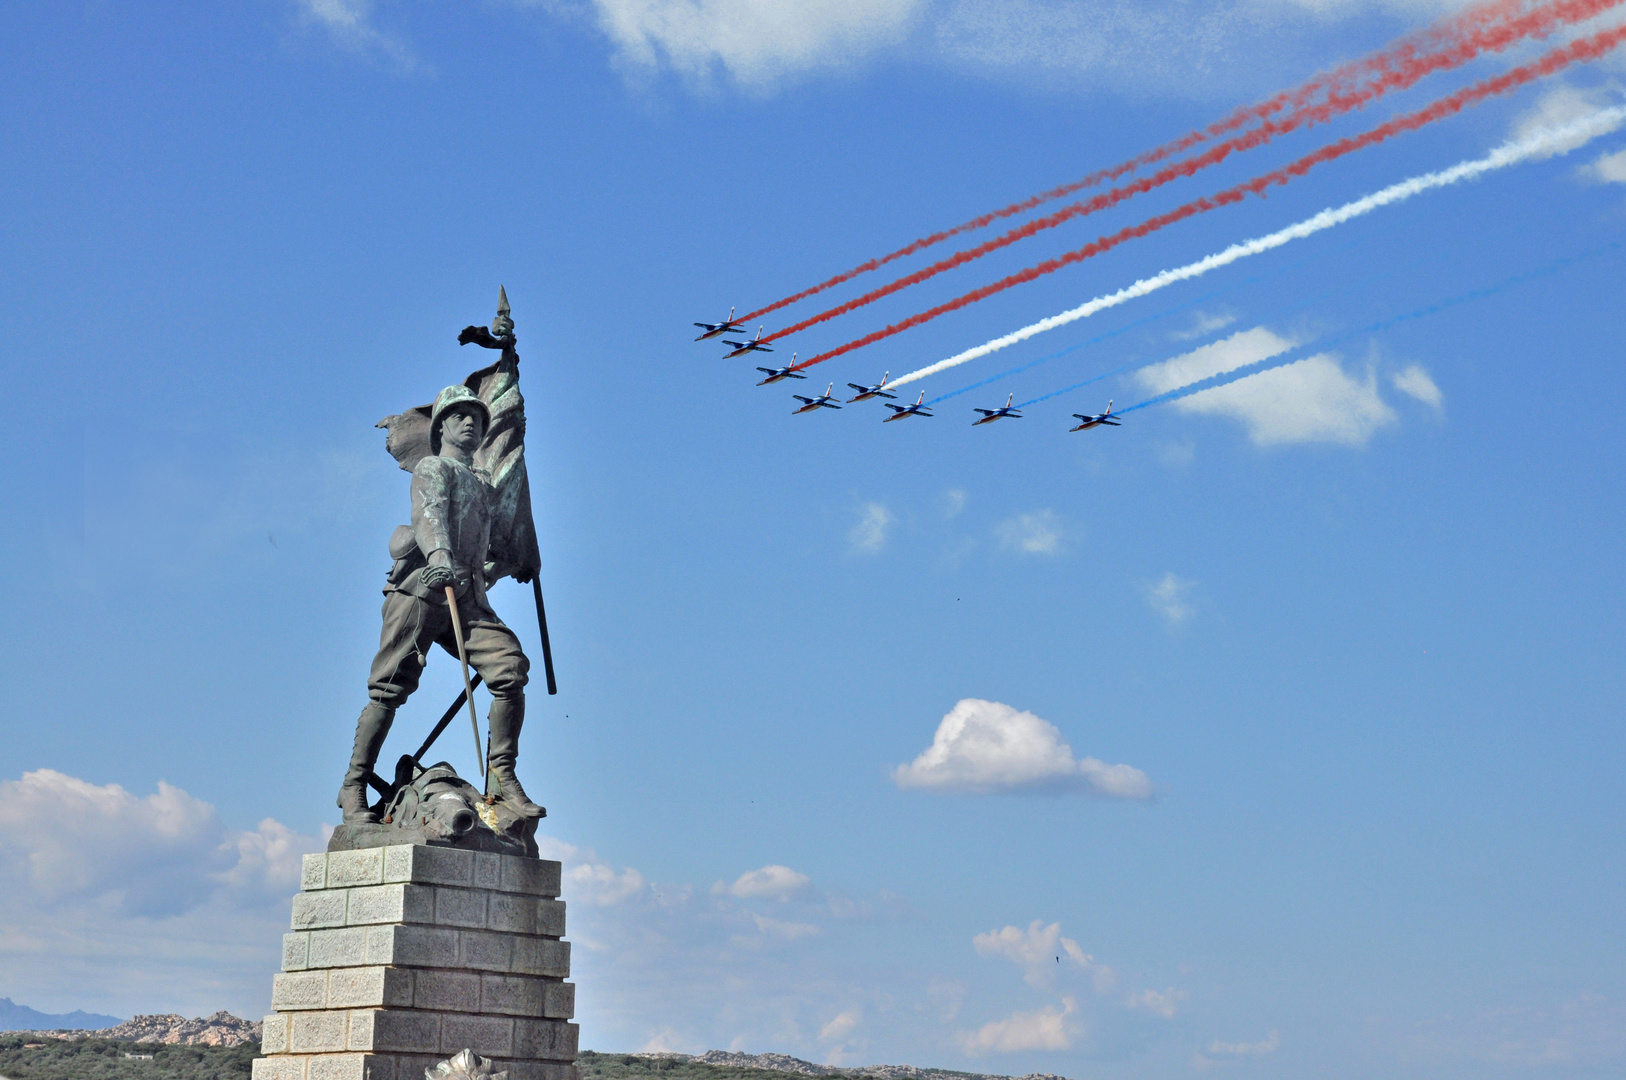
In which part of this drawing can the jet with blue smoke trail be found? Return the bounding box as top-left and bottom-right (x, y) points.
(1116, 239), (1625, 419)
(1070, 403), (1122, 432)
(971, 395), (1023, 426)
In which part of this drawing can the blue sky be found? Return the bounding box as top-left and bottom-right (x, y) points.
(3, 1), (1625, 1076)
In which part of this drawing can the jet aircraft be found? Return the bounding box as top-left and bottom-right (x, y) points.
(847, 373), (897, 403)
(793, 383), (843, 414)
(723, 326), (773, 358)
(882, 391), (934, 422)
(1070, 401), (1122, 431)
(693, 307), (746, 341)
(756, 354), (808, 385)
(972, 394), (1023, 426)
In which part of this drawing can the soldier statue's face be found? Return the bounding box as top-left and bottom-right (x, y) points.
(439, 406), (486, 456)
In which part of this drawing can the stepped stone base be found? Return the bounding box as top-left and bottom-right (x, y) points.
(253, 844), (578, 1080)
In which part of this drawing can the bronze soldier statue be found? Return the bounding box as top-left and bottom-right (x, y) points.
(339, 290), (551, 827)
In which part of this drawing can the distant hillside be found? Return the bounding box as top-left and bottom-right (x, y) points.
(577, 1051), (1069, 1080)
(0, 999), (121, 1034)
(0, 1034), (256, 1080)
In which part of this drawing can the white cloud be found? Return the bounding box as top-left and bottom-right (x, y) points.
(748, 913), (820, 941)
(849, 502), (894, 554)
(1392, 364), (1443, 408)
(973, 920), (1115, 991)
(0, 770), (323, 1017)
(537, 835), (649, 905)
(1171, 354), (1397, 446)
(293, 0), (416, 69)
(0, 769), (311, 918)
(1205, 1030), (1282, 1057)
(1126, 987), (1187, 1018)
(820, 1008), (861, 1041)
(1135, 327), (1298, 396)
(1147, 571), (1196, 625)
(1510, 84), (1625, 160)
(943, 489), (967, 517)
(958, 997), (1078, 1053)
(1171, 311), (1238, 341)
(892, 698), (1153, 798)
(1586, 147), (1626, 183)
(586, 0), (926, 87)
(715, 864), (813, 901)
(996, 510), (1061, 555)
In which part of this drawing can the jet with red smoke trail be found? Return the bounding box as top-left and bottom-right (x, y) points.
(693, 307), (745, 341)
(1071, 403), (1122, 432)
(972, 395), (1024, 426)
(793, 384), (843, 414)
(883, 392), (934, 423)
(737, 0), (1625, 328)
(779, 21), (1626, 375)
(847, 373), (897, 403)
(723, 326), (773, 357)
(756, 355), (808, 385)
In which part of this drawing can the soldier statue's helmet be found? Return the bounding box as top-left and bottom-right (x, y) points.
(429, 385), (491, 453)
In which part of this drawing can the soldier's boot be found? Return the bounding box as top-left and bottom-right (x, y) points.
(486, 696), (545, 819)
(338, 702), (396, 825)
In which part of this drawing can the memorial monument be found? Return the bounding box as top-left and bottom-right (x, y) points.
(253, 291), (577, 1080)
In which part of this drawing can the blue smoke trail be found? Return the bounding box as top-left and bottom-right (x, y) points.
(922, 242), (1357, 409)
(1117, 240), (1624, 417)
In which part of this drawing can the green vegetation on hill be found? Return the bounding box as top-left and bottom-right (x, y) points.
(0, 1036), (258, 1080)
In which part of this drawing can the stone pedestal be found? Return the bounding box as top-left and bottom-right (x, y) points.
(253, 844), (578, 1080)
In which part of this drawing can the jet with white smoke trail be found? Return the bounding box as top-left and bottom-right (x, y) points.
(885, 103), (1626, 392)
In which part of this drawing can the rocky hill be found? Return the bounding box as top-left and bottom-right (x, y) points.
(95, 1013), (261, 1048)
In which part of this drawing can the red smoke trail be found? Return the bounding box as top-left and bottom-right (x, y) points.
(744, 0), (1612, 323)
(764, 0), (1626, 345)
(787, 23), (1626, 374)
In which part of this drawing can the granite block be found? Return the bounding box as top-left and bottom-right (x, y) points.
(292, 891), (348, 930)
(512, 1019), (578, 1061)
(289, 1011), (350, 1054)
(283, 933), (311, 972)
(252, 1056), (306, 1080)
(273, 971), (330, 1010)
(486, 893), (537, 935)
(383, 845), (473, 888)
(302, 854), (328, 892)
(348, 884), (435, 926)
(309, 928), (370, 969)
(480, 975), (545, 1018)
(262, 1015), (289, 1055)
(440, 1014), (513, 1057)
(414, 969), (483, 1012)
(473, 853), (502, 890)
(327, 849), (386, 889)
(535, 900), (566, 938)
(457, 930), (514, 972)
(354, 1009), (440, 1054)
(500, 858), (560, 898)
(434, 887), (487, 929)
(367, 925), (460, 969)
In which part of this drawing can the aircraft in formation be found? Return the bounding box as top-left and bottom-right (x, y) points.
(692, 316), (1122, 430)
(693, 307), (746, 341)
(756, 354), (808, 385)
(793, 384), (843, 414)
(883, 391), (934, 422)
(972, 394), (1023, 426)
(846, 374), (897, 403)
(723, 326), (773, 357)
(1070, 402), (1121, 431)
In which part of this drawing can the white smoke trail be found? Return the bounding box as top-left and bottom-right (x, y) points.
(888, 105), (1626, 390)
